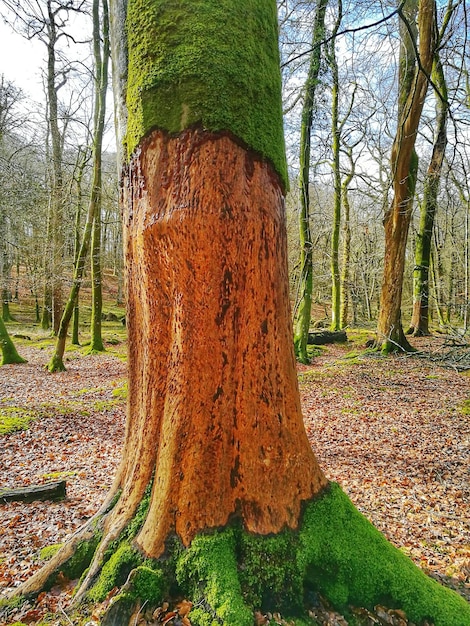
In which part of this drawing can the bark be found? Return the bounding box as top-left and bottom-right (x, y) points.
(293, 0), (329, 363)
(2, 289), (13, 322)
(376, 0), (436, 353)
(340, 152), (354, 329)
(46, 0), (65, 335)
(408, 9), (451, 336)
(89, 204), (105, 352)
(72, 148), (89, 345)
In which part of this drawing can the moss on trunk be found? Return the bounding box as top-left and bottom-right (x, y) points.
(0, 316), (26, 365)
(124, 0), (287, 188)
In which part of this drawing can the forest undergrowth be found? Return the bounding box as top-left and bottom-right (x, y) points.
(0, 332), (469, 625)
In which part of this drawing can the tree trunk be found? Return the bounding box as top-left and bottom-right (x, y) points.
(293, 0), (329, 363)
(0, 315), (26, 365)
(13, 2), (470, 624)
(328, 5), (342, 332)
(89, 205), (105, 351)
(46, 0), (65, 336)
(48, 0), (109, 372)
(408, 35), (449, 336)
(376, 0), (436, 353)
(340, 151), (354, 329)
(72, 148), (89, 346)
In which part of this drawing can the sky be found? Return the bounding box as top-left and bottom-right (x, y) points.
(0, 15), (117, 152)
(0, 19), (46, 105)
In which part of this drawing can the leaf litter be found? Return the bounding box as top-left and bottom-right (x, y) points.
(0, 336), (468, 625)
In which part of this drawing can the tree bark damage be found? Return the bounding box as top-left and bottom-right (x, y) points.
(118, 128), (328, 559)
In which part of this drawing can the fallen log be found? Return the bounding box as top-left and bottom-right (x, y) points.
(0, 480), (66, 503)
(308, 330), (348, 345)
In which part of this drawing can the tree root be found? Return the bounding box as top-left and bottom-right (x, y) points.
(10, 484), (470, 626)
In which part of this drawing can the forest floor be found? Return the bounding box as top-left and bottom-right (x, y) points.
(0, 331), (469, 625)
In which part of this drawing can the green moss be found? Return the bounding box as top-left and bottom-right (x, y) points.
(47, 353), (66, 373)
(239, 530), (302, 613)
(125, 0), (287, 187)
(42, 471), (77, 481)
(89, 543), (142, 602)
(126, 565), (165, 602)
(121, 483), (153, 542)
(0, 316), (27, 365)
(176, 529), (253, 626)
(170, 485), (470, 625)
(112, 381), (128, 400)
(299, 483), (470, 626)
(0, 596), (25, 611)
(39, 544), (63, 561)
(0, 407), (37, 435)
(459, 399), (470, 415)
(62, 535), (102, 582)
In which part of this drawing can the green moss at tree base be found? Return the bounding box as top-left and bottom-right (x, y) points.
(299, 483), (470, 626)
(125, 0), (288, 188)
(88, 543), (142, 602)
(0, 317), (27, 366)
(47, 354), (66, 373)
(77, 484), (470, 626)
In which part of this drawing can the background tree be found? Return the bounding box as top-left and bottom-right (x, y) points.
(3, 0), (89, 332)
(0, 76), (23, 322)
(47, 0), (109, 372)
(0, 315), (26, 365)
(292, 0), (328, 362)
(375, 0), (436, 352)
(407, 0), (460, 336)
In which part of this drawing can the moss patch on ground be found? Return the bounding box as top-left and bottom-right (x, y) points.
(125, 0), (287, 187)
(459, 399), (470, 415)
(39, 544), (63, 562)
(0, 407), (37, 435)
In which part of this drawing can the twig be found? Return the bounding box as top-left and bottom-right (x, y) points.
(58, 603), (74, 626)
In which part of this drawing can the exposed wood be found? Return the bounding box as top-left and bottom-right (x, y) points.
(0, 480), (66, 503)
(111, 127), (328, 560)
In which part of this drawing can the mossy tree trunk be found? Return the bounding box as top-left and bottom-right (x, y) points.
(72, 147), (90, 346)
(328, 3), (342, 332)
(0, 315), (26, 365)
(13, 1), (470, 625)
(89, 207), (105, 352)
(0, 210), (14, 322)
(407, 5), (453, 336)
(293, 0), (329, 363)
(46, 0), (66, 336)
(339, 147), (355, 329)
(376, 0), (436, 353)
(327, 3), (356, 333)
(48, 0), (110, 373)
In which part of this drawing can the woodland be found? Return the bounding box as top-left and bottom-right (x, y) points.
(0, 0), (469, 625)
